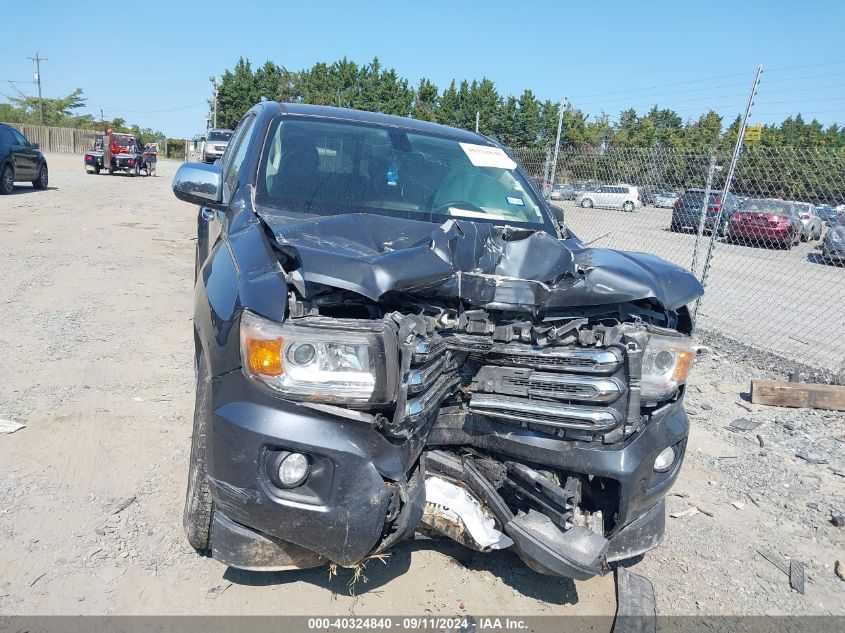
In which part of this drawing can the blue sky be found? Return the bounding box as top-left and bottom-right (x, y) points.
(2, 0), (844, 137)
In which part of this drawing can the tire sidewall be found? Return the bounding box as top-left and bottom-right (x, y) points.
(1, 163), (13, 194)
(184, 346), (213, 550)
(36, 164), (48, 189)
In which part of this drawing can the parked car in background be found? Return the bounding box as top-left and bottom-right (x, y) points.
(549, 183), (575, 200)
(791, 202), (823, 241)
(653, 190), (679, 208)
(575, 184), (642, 212)
(638, 187), (655, 206)
(171, 101), (704, 579)
(202, 129), (234, 163)
(821, 213), (845, 264)
(0, 123), (49, 194)
(670, 189), (739, 235)
(816, 204), (839, 225)
(728, 198), (801, 249)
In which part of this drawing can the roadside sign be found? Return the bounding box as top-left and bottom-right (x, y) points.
(744, 123), (762, 143)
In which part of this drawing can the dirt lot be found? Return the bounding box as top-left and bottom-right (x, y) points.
(0, 153), (843, 617)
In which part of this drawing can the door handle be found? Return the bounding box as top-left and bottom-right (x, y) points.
(200, 208), (216, 222)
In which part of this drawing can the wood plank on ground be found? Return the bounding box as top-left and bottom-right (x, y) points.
(750, 379), (845, 411)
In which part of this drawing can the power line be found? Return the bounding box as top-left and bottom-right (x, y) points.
(568, 71), (753, 101)
(766, 59), (845, 72)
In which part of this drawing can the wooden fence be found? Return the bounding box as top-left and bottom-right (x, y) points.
(2, 122), (99, 154)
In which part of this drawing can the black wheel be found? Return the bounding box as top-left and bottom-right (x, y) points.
(0, 163), (13, 195)
(94, 165), (101, 175)
(184, 347), (213, 551)
(581, 198), (593, 208)
(623, 201), (635, 212)
(130, 162), (139, 177)
(32, 163), (48, 189)
(108, 165), (115, 175)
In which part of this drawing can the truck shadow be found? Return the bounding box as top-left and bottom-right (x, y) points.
(9, 186), (58, 194)
(222, 537), (580, 605)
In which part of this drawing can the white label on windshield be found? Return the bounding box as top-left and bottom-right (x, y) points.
(459, 143), (517, 170)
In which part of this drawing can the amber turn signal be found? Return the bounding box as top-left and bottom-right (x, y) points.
(672, 350), (695, 383)
(244, 336), (285, 376)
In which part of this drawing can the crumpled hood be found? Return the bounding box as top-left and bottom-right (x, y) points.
(261, 212), (704, 312)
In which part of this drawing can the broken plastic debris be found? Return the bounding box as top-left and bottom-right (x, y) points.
(0, 419), (25, 434)
(423, 476), (513, 550)
(669, 507), (699, 518)
(729, 418), (760, 431)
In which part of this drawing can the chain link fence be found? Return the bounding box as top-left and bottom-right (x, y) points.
(510, 145), (845, 381)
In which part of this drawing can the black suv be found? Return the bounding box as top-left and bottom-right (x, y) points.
(0, 123), (49, 194)
(671, 188), (739, 235)
(171, 102), (704, 580)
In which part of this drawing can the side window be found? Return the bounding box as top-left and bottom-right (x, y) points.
(11, 129), (28, 146)
(222, 115), (256, 203)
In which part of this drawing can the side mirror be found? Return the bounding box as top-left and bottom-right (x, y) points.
(172, 162), (223, 207)
(31, 143), (39, 149)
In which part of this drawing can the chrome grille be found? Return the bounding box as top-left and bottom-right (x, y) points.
(486, 343), (621, 374)
(469, 394), (620, 432)
(500, 372), (624, 403)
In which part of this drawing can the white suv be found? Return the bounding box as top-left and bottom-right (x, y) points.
(575, 184), (642, 212)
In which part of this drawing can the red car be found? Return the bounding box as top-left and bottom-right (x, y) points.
(728, 199), (801, 249)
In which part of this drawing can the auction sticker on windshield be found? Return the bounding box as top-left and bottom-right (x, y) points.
(459, 142), (517, 170)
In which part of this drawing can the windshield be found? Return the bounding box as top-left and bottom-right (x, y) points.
(208, 131), (232, 142)
(255, 116), (551, 230)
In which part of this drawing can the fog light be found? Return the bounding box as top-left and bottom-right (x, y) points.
(278, 452), (309, 487)
(653, 446), (676, 472)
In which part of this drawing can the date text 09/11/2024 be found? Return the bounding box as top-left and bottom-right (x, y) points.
(306, 617), (529, 631)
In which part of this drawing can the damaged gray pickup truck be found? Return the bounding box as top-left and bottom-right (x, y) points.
(172, 102), (703, 579)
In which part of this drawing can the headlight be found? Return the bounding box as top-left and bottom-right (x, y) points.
(239, 310), (395, 405)
(640, 332), (695, 404)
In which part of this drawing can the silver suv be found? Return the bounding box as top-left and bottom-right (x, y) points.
(575, 184), (642, 212)
(202, 129), (234, 164)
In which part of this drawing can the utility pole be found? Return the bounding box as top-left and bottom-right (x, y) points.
(549, 97), (567, 191)
(695, 64), (763, 318)
(209, 76), (219, 129)
(28, 52), (47, 124)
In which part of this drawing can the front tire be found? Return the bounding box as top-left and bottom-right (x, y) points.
(130, 162), (139, 177)
(184, 348), (214, 551)
(0, 163), (13, 195)
(581, 198), (593, 208)
(32, 163), (48, 189)
(623, 201), (635, 212)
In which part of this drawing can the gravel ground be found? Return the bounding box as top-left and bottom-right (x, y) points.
(0, 153), (843, 617)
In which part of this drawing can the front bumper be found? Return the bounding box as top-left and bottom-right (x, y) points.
(206, 370), (687, 576)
